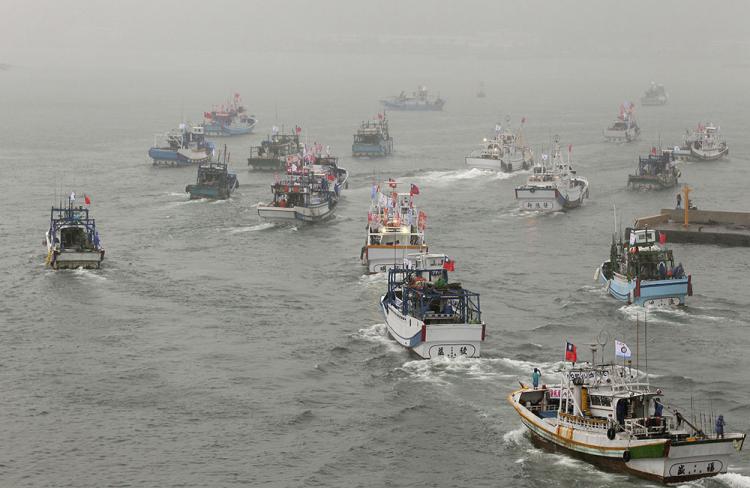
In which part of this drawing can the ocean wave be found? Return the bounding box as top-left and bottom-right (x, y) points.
(502, 425), (527, 446)
(417, 168), (498, 185)
(359, 272), (388, 286)
(355, 323), (403, 354)
(716, 472), (750, 488)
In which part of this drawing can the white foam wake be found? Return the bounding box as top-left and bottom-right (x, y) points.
(716, 472), (750, 488)
(228, 222), (275, 233)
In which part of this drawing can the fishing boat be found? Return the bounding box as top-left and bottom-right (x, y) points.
(361, 179), (427, 273)
(380, 85), (445, 111)
(380, 253), (485, 359)
(185, 147), (238, 200)
(465, 117), (534, 172)
(44, 193), (104, 269)
(681, 124), (728, 161)
(477, 82), (486, 98)
(148, 124), (215, 166)
(596, 228), (692, 306)
(515, 137), (588, 212)
(352, 113), (393, 157)
(641, 82), (668, 106)
(247, 127), (302, 171)
(201, 93), (257, 136)
(604, 102), (640, 142)
(509, 340), (745, 484)
(628, 149), (680, 190)
(256, 153), (343, 223)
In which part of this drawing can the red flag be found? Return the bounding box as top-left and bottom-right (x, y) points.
(565, 342), (577, 362)
(659, 232), (667, 245)
(327, 174), (335, 182)
(295, 126), (302, 134)
(410, 183), (420, 196)
(204, 112), (212, 119)
(442, 259), (455, 272)
(84, 194), (91, 205)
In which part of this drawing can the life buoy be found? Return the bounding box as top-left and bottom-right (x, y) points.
(530, 187), (536, 193)
(607, 427), (616, 440)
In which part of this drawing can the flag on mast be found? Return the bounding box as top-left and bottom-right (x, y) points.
(615, 340), (632, 359)
(565, 341), (577, 362)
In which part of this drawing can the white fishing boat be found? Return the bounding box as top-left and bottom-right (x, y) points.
(509, 338), (745, 484)
(465, 117), (534, 172)
(641, 82), (668, 106)
(380, 253), (485, 359)
(361, 179), (427, 273)
(604, 102), (640, 142)
(515, 137), (589, 212)
(688, 124), (728, 161)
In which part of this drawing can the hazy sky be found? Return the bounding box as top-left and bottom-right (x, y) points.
(4, 0), (749, 68)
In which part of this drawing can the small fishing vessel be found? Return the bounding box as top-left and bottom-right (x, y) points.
(604, 102), (640, 142)
(380, 85), (445, 111)
(596, 228), (692, 306)
(628, 148), (680, 190)
(680, 123), (728, 161)
(352, 113), (393, 157)
(257, 151), (345, 223)
(247, 126), (302, 171)
(380, 253), (485, 359)
(510, 339), (745, 484)
(640, 82), (668, 106)
(465, 117), (534, 172)
(185, 147), (238, 200)
(515, 137), (588, 212)
(201, 93), (257, 136)
(45, 193), (104, 269)
(361, 179), (427, 273)
(477, 81), (486, 98)
(148, 124), (215, 166)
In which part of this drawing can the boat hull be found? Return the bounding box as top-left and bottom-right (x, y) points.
(465, 155), (530, 172)
(689, 144), (728, 161)
(641, 96), (668, 106)
(628, 174), (679, 191)
(598, 263), (690, 306)
(149, 148), (211, 167)
(510, 392), (743, 484)
(257, 198), (337, 224)
(604, 127), (640, 142)
(380, 297), (483, 359)
(203, 118), (257, 137)
(362, 244), (428, 273)
(352, 140), (393, 157)
(515, 179), (588, 212)
(47, 250), (104, 270)
(380, 100), (444, 111)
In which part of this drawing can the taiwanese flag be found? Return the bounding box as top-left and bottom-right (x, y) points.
(442, 259), (455, 272)
(565, 341), (577, 362)
(659, 232), (667, 245)
(84, 194), (91, 205)
(410, 183), (420, 196)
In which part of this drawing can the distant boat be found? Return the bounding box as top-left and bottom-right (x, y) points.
(515, 136), (589, 212)
(477, 81), (486, 98)
(641, 81), (668, 106)
(185, 147), (238, 200)
(628, 149), (680, 190)
(247, 127), (302, 171)
(149, 124), (215, 166)
(352, 113), (393, 157)
(465, 116), (534, 172)
(380, 252), (485, 358)
(670, 123), (728, 162)
(45, 194), (104, 269)
(201, 93), (257, 136)
(380, 85), (445, 111)
(604, 102), (640, 142)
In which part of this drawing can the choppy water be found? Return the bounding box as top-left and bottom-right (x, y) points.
(1, 54), (749, 487)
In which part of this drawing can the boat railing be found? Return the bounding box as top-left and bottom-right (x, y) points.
(624, 416), (669, 437)
(559, 412), (608, 430)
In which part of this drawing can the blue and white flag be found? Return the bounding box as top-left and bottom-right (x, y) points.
(615, 340), (632, 359)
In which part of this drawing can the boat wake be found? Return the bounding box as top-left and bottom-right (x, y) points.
(502, 424), (528, 446)
(358, 272), (387, 286)
(617, 303), (717, 325)
(356, 323), (403, 354)
(417, 168), (495, 185)
(228, 222), (275, 234)
(715, 472), (750, 488)
(71, 267), (107, 281)
(399, 356), (566, 385)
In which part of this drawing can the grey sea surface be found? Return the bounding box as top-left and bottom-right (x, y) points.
(1, 52), (749, 487)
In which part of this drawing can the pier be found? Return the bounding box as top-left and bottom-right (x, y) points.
(634, 208), (750, 246)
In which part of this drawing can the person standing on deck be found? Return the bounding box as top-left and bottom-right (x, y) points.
(532, 368), (541, 389)
(676, 193), (682, 209)
(716, 415), (726, 439)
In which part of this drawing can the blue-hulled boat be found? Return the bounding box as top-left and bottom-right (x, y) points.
(352, 113), (393, 157)
(595, 228), (692, 306)
(45, 194), (104, 269)
(201, 93), (257, 136)
(185, 147), (238, 200)
(149, 124), (215, 166)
